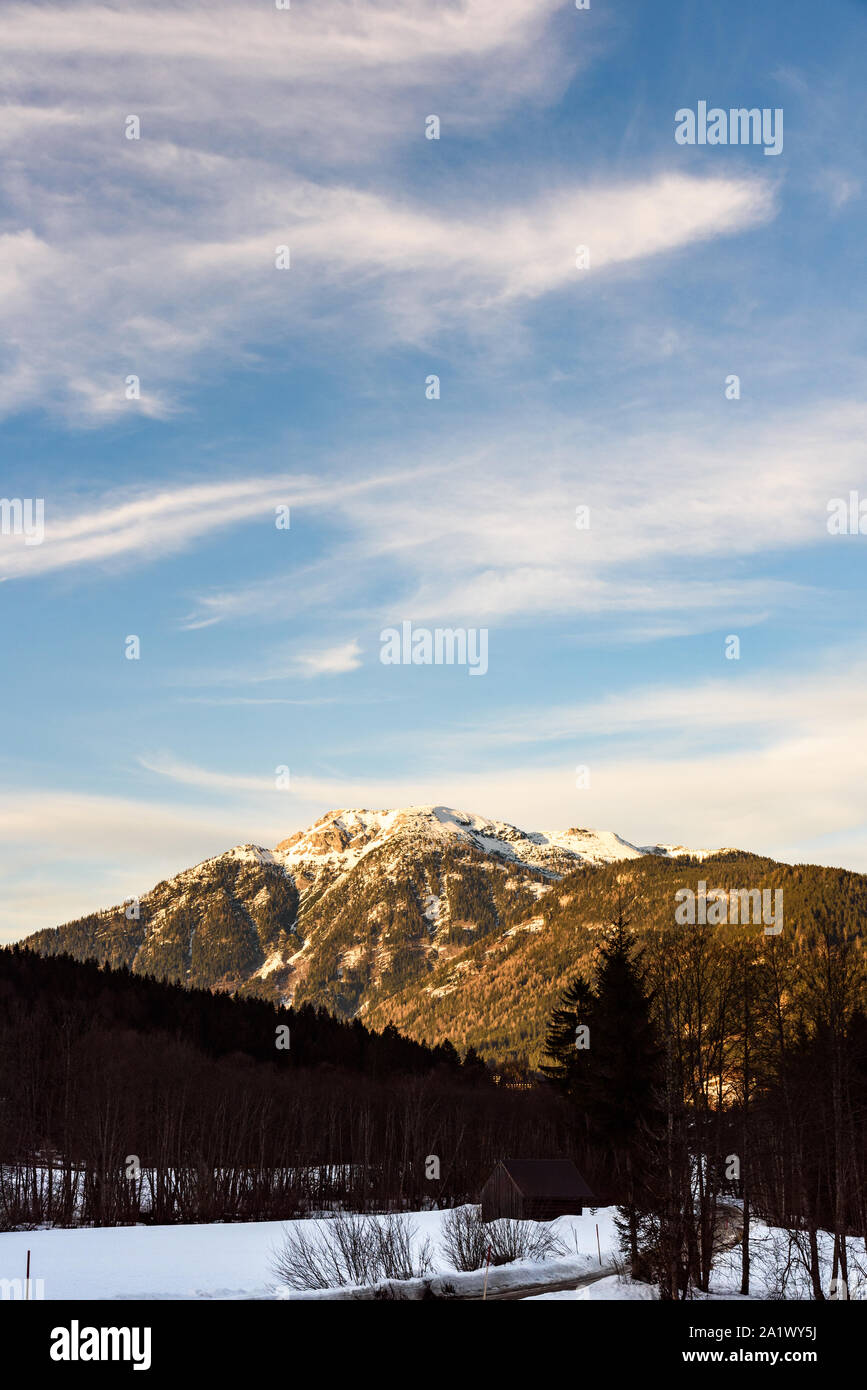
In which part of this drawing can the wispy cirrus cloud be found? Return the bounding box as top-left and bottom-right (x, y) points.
(0, 1), (574, 118)
(169, 670), (867, 864)
(130, 663), (867, 869)
(5, 651), (867, 941)
(0, 476), (319, 580)
(0, 0), (776, 419)
(137, 754), (280, 794)
(389, 656), (867, 754)
(0, 170), (776, 421)
(179, 398), (864, 636)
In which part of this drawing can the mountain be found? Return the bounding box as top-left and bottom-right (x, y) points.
(30, 802), (863, 1064)
(25, 803), (707, 1000)
(274, 804), (706, 877)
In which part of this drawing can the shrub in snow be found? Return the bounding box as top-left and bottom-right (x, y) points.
(441, 1205), (491, 1271)
(486, 1216), (565, 1266)
(441, 1204), (564, 1270)
(374, 1212), (433, 1282)
(272, 1212), (432, 1290)
(439, 1206), (494, 1273)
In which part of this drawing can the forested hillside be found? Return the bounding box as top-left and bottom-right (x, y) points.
(22, 813), (867, 1065)
(364, 852), (867, 1063)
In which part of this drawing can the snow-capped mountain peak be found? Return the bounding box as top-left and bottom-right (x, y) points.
(273, 804), (709, 880)
(131, 806), (709, 912)
(32, 801), (720, 1030)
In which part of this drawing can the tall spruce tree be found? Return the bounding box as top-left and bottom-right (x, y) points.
(542, 909), (664, 1268)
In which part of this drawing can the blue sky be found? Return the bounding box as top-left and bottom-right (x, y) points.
(1, 0), (866, 939)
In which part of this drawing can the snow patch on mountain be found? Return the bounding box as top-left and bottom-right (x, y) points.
(423, 894), (441, 926)
(639, 842), (714, 860)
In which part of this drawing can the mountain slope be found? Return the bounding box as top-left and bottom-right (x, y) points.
(362, 849), (867, 1063)
(26, 802), (725, 1051)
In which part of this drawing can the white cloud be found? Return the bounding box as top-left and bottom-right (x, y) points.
(427, 660), (867, 751)
(0, 169), (774, 420)
(137, 754), (281, 794)
(6, 391), (853, 638)
(0, 476), (323, 580)
(6, 648), (867, 941)
(0, 1), (568, 93)
(294, 640), (363, 678)
(179, 398), (864, 634)
(0, 0), (775, 418)
(123, 657), (867, 862)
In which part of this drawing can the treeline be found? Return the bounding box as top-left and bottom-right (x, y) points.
(0, 946), (566, 1229)
(544, 906), (867, 1298)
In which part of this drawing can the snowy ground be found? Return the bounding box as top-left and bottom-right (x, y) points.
(527, 1274), (658, 1302)
(1, 1207), (862, 1301)
(530, 1222), (867, 1301)
(0, 1208), (618, 1301)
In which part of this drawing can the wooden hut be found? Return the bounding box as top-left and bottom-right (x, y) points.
(480, 1159), (595, 1222)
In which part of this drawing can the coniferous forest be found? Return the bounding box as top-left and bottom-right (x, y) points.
(0, 945), (565, 1228)
(542, 907), (867, 1298)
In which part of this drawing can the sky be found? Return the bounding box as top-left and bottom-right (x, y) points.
(1, 0), (866, 940)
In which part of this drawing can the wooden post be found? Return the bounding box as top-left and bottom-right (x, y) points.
(25, 1249), (31, 1300)
(596, 1223), (602, 1266)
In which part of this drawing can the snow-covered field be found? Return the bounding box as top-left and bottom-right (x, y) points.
(1, 1207), (862, 1301)
(0, 1208), (618, 1301)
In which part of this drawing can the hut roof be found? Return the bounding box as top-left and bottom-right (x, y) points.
(495, 1159), (595, 1202)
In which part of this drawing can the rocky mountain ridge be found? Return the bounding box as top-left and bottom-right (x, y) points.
(26, 803), (725, 1055)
